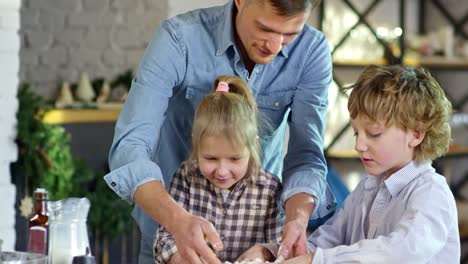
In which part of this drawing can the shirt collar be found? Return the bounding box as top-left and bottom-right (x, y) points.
(255, 169), (269, 186)
(383, 161), (434, 197)
(216, 0), (235, 56)
(216, 0), (289, 58)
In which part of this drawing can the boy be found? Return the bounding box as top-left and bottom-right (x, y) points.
(283, 65), (460, 263)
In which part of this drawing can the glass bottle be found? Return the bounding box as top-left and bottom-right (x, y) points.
(27, 188), (49, 254)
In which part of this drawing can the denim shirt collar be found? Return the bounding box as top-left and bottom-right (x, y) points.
(216, 0), (289, 58)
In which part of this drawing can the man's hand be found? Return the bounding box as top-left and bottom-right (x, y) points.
(277, 193), (315, 259)
(236, 244), (275, 262)
(168, 212), (224, 264)
(278, 220), (308, 259)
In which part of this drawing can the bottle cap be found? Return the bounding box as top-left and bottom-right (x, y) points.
(33, 188), (48, 200)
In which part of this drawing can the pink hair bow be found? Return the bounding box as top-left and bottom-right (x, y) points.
(216, 81), (229, 92)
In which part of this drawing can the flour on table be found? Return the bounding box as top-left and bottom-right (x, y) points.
(224, 257), (284, 264)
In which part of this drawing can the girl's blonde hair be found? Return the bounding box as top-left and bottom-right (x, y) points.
(190, 75), (261, 181)
(346, 64), (452, 163)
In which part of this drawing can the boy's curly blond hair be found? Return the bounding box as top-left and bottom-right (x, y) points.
(345, 64), (453, 163)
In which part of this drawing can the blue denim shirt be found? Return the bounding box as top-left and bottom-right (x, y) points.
(104, 0), (336, 255)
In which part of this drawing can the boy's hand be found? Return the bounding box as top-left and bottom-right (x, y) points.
(236, 244), (275, 262)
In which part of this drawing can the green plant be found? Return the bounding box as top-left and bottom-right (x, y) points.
(16, 83), (80, 199)
(15, 83), (133, 247)
(87, 173), (133, 241)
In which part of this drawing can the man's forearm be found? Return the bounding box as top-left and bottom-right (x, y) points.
(284, 193), (315, 226)
(133, 180), (188, 232)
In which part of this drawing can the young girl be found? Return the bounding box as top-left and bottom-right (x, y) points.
(283, 65), (460, 263)
(154, 76), (283, 263)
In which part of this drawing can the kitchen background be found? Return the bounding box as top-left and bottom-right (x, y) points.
(1, 0), (468, 263)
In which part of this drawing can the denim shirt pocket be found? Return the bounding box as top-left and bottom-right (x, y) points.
(256, 90), (295, 131)
(186, 86), (212, 109)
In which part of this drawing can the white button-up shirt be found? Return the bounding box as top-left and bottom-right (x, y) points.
(308, 161), (460, 263)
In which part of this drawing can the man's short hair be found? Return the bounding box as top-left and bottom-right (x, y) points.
(267, 0), (322, 16)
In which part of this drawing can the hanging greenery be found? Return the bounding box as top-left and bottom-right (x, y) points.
(15, 83), (80, 199)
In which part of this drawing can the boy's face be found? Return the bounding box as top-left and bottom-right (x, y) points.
(198, 134), (250, 190)
(351, 115), (423, 178)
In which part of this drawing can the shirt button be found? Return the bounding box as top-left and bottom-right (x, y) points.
(256, 69), (259, 73)
(111, 182), (117, 187)
(274, 102), (280, 107)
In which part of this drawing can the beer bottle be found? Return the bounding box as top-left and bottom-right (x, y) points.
(27, 188), (49, 254)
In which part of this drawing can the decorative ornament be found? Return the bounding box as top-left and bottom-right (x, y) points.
(20, 195), (33, 218)
(110, 84), (128, 102)
(96, 81), (111, 103)
(75, 72), (95, 103)
(55, 82), (74, 108)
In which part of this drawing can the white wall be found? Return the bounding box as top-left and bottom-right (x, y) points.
(0, 0), (20, 251)
(168, 0), (228, 18)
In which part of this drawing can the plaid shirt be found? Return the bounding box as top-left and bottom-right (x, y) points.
(154, 161), (284, 263)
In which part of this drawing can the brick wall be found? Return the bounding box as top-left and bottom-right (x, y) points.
(168, 0), (227, 18)
(0, 0), (20, 251)
(19, 0), (168, 100)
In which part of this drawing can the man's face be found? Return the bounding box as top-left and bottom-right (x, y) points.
(234, 0), (308, 65)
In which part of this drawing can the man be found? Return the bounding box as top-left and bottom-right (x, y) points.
(105, 0), (336, 263)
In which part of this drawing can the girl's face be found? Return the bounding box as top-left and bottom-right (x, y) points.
(198, 134), (251, 190)
(351, 115), (423, 178)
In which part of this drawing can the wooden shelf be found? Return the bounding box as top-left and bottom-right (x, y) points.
(457, 200), (468, 239)
(404, 55), (468, 69)
(444, 145), (468, 158)
(43, 109), (121, 124)
(326, 149), (359, 159)
(333, 58), (389, 67)
(333, 56), (468, 69)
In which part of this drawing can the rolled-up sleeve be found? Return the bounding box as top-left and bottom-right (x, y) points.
(104, 160), (163, 202)
(154, 166), (190, 263)
(104, 20), (187, 202)
(281, 31), (334, 218)
(154, 225), (178, 264)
